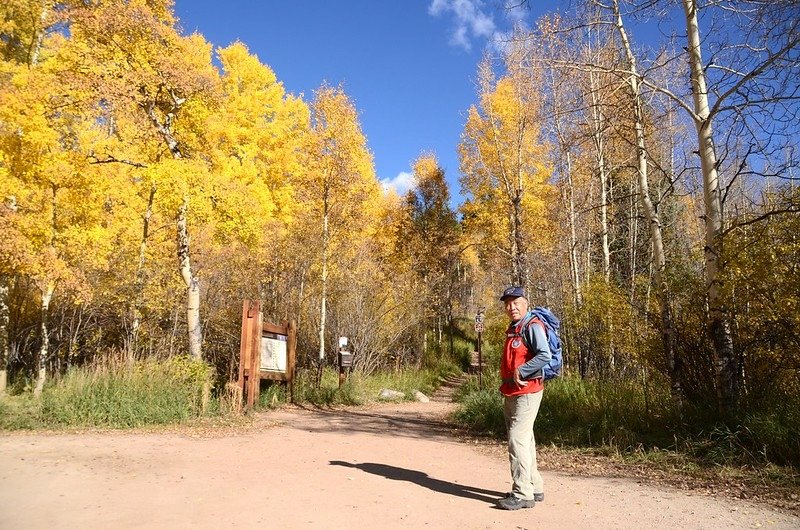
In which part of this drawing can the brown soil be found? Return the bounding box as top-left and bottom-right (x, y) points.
(1, 399), (797, 529)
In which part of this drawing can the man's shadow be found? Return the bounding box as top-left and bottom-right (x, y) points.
(330, 461), (503, 504)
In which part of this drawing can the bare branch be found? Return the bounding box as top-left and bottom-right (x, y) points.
(87, 154), (148, 169)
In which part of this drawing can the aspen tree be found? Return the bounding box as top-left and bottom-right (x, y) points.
(607, 0), (681, 405)
(459, 55), (552, 290)
(305, 85), (377, 380)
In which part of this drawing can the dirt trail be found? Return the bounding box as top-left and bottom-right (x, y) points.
(1, 397), (797, 530)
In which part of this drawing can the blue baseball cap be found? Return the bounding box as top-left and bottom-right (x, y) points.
(499, 286), (526, 301)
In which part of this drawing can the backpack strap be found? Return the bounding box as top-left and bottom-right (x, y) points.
(515, 311), (543, 354)
(511, 311), (535, 336)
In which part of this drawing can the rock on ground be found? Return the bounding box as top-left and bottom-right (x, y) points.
(378, 388), (404, 400)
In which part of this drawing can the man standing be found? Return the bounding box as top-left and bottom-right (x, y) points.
(497, 286), (551, 510)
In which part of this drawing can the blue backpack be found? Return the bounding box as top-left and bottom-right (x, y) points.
(520, 307), (563, 381)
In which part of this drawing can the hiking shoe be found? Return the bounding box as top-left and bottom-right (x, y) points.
(505, 492), (544, 503)
(498, 495), (535, 510)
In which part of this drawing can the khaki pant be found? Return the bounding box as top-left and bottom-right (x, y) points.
(503, 391), (544, 500)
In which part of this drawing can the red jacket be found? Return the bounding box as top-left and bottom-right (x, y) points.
(500, 316), (545, 396)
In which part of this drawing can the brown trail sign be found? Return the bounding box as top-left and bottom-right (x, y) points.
(238, 300), (297, 409)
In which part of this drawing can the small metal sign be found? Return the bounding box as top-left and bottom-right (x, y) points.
(475, 310), (485, 333)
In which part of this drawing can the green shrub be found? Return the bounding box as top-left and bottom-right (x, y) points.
(454, 373), (680, 448)
(536, 375), (679, 449)
(741, 408), (800, 466)
(38, 356), (214, 428)
(290, 363), (460, 407)
(453, 387), (505, 437)
(682, 395), (800, 466)
(256, 381), (289, 410)
(291, 368), (364, 406)
(0, 394), (43, 430)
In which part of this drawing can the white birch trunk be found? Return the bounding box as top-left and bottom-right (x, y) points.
(0, 278), (9, 393)
(683, 0), (738, 416)
(144, 94), (203, 362)
(28, 5), (48, 67)
(130, 182), (156, 360)
(613, 0), (681, 404)
(589, 71), (611, 284)
(565, 153), (582, 305)
(682, 0), (736, 415)
(33, 283), (55, 397)
(318, 211), (329, 363)
(177, 196), (202, 360)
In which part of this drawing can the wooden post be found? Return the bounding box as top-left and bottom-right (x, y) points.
(249, 307), (262, 408)
(475, 310), (485, 389)
(238, 300), (262, 410)
(477, 330), (483, 389)
(287, 320), (297, 403)
(240, 302), (297, 409)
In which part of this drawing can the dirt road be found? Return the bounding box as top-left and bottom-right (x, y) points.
(1, 400), (797, 529)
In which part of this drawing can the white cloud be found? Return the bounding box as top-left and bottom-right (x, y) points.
(428, 0), (497, 51)
(380, 171), (415, 196)
(450, 25), (470, 50)
(471, 11), (496, 38)
(428, 0), (449, 16)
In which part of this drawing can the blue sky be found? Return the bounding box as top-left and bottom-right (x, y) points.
(174, 1), (560, 205)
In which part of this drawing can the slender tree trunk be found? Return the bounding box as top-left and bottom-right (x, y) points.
(33, 282), (55, 397)
(28, 5), (48, 67)
(588, 71), (611, 284)
(682, 0), (736, 416)
(177, 196), (202, 360)
(34, 184), (59, 396)
(297, 272), (305, 331)
(509, 196), (525, 286)
(565, 156), (582, 306)
(629, 192), (638, 304)
(0, 196), (17, 393)
(0, 277), (9, 393)
(67, 306), (83, 370)
(486, 89), (527, 288)
(552, 99), (582, 306)
(562, 149), (584, 374)
(612, 0), (682, 406)
(144, 97), (203, 362)
(318, 201), (329, 386)
(130, 182), (156, 360)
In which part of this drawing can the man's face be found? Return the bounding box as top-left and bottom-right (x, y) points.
(504, 296), (529, 321)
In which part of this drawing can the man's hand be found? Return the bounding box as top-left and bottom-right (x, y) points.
(513, 368), (528, 387)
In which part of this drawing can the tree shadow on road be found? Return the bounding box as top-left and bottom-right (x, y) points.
(330, 460), (503, 505)
(282, 405), (461, 442)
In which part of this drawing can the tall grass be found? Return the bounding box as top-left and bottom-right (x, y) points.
(536, 375), (679, 449)
(453, 372), (800, 467)
(0, 394), (42, 429)
(1, 356), (215, 429)
(454, 373), (680, 447)
(1, 357), (459, 428)
(264, 362), (462, 409)
(291, 368), (364, 407)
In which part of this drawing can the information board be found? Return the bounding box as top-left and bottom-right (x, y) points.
(260, 332), (288, 372)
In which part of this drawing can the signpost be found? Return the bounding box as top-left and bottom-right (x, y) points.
(337, 336), (352, 388)
(238, 300), (297, 410)
(475, 309), (485, 388)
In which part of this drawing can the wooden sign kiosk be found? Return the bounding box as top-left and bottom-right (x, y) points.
(238, 300), (297, 409)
